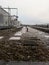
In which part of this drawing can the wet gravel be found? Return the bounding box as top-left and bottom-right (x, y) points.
(0, 27), (49, 61)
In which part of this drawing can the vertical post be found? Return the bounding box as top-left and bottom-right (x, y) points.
(16, 8), (18, 21)
(8, 7), (11, 26)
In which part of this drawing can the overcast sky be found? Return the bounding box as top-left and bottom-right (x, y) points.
(0, 0), (49, 24)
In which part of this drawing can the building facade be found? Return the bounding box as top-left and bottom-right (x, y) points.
(0, 6), (21, 28)
(0, 6), (11, 27)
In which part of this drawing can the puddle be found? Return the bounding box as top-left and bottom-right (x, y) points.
(14, 27), (27, 36)
(22, 28), (26, 33)
(14, 32), (22, 36)
(44, 35), (49, 38)
(9, 37), (21, 40)
(0, 36), (4, 39)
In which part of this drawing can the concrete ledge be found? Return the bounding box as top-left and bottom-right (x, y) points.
(6, 61), (49, 65)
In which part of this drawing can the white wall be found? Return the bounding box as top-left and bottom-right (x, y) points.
(0, 7), (10, 26)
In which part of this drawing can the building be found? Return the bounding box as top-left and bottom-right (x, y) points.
(0, 6), (21, 29)
(11, 18), (21, 28)
(0, 6), (11, 27)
